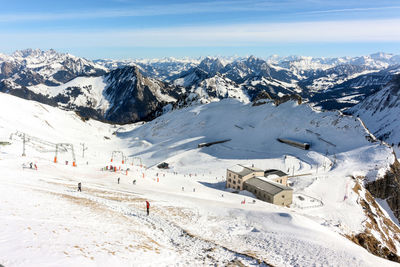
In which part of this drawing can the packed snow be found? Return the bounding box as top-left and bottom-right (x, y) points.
(0, 92), (399, 266)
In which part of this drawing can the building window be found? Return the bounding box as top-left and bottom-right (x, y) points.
(228, 179), (231, 182)
(237, 186), (240, 190)
(233, 181), (236, 184)
(254, 189), (257, 194)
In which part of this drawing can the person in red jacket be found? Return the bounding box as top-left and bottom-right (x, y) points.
(146, 201), (150, 216)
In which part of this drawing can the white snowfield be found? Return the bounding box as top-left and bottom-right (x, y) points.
(0, 92), (399, 267)
(28, 76), (110, 112)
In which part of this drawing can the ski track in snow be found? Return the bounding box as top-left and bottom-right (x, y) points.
(0, 93), (399, 267)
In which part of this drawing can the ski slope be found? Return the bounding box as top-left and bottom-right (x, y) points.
(0, 92), (399, 266)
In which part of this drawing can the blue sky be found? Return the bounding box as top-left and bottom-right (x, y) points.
(1, 0), (400, 59)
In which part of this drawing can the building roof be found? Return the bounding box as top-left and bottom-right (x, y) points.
(264, 169), (288, 177)
(227, 164), (264, 176)
(244, 177), (293, 195)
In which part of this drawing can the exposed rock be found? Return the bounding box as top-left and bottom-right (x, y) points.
(274, 94), (302, 106)
(350, 179), (400, 262)
(0, 61), (20, 78)
(104, 66), (180, 124)
(366, 159), (400, 223)
(349, 233), (400, 263)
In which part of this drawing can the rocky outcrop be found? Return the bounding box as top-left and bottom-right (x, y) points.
(274, 94), (302, 106)
(366, 159), (400, 223)
(103, 66), (181, 124)
(351, 180), (400, 263)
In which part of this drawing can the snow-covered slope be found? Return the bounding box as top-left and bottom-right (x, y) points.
(0, 49), (107, 86)
(28, 76), (110, 112)
(14, 66), (181, 123)
(1, 92), (399, 266)
(349, 74), (400, 146)
(3, 49), (400, 126)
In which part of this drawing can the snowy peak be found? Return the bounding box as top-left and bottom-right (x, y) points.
(103, 66), (179, 123)
(349, 74), (400, 144)
(222, 56), (272, 82)
(173, 67), (210, 87)
(185, 74), (249, 104)
(2, 49), (400, 124)
(95, 57), (199, 81)
(198, 57), (225, 76)
(12, 65), (181, 124)
(1, 48), (107, 86)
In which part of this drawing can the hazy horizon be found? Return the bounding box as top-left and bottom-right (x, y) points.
(2, 47), (400, 61)
(1, 0), (400, 59)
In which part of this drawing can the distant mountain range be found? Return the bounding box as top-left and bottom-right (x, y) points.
(96, 52), (400, 110)
(1, 49), (400, 126)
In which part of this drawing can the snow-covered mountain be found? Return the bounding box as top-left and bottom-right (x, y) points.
(2, 49), (400, 125)
(349, 74), (400, 146)
(171, 56), (299, 104)
(0, 48), (107, 86)
(95, 57), (200, 81)
(183, 74), (250, 104)
(18, 66), (181, 124)
(168, 53), (400, 110)
(268, 52), (400, 72)
(1, 92), (400, 265)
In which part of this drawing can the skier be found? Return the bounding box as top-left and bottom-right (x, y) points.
(182, 186), (184, 191)
(193, 188), (195, 192)
(146, 200), (150, 215)
(133, 179), (136, 185)
(117, 177), (120, 184)
(29, 162), (33, 169)
(34, 164), (37, 170)
(77, 182), (82, 192)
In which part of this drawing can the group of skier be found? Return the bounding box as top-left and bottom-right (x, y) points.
(22, 162), (37, 170)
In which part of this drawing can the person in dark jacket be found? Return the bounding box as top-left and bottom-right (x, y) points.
(146, 201), (150, 215)
(77, 182), (82, 192)
(117, 177), (120, 184)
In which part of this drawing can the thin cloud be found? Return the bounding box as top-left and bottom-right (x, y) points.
(301, 5), (400, 14)
(0, 0), (286, 23)
(1, 19), (400, 48)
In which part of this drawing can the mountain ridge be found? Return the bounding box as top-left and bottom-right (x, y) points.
(1, 48), (400, 124)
